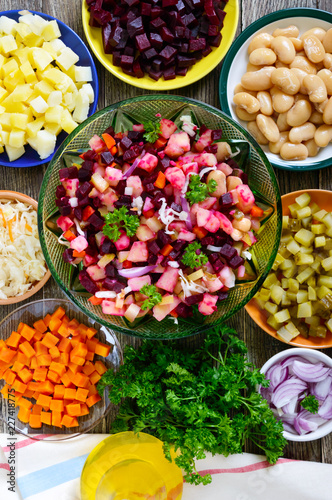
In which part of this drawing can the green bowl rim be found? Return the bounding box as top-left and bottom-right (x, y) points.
(219, 7), (332, 172)
(38, 94), (282, 339)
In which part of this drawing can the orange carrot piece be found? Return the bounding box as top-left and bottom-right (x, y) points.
(43, 314), (51, 327)
(47, 370), (61, 384)
(30, 356), (38, 370)
(82, 361), (95, 376)
(6, 331), (21, 349)
(16, 352), (29, 365)
(102, 133), (116, 150)
(80, 403), (89, 416)
(154, 171), (166, 189)
(95, 360), (108, 376)
(67, 417), (79, 427)
(64, 388), (76, 400)
(73, 372), (89, 388)
(58, 352), (69, 365)
(49, 362), (66, 377)
(86, 327), (98, 339)
(53, 385), (65, 399)
(3, 370), (16, 386)
(61, 414), (74, 427)
(86, 338), (98, 352)
(33, 319), (47, 333)
(68, 361), (82, 374)
(192, 225), (208, 239)
(34, 367), (48, 382)
(57, 323), (70, 338)
(50, 399), (64, 412)
(19, 368), (33, 384)
(66, 403), (81, 416)
(40, 411), (52, 425)
(51, 411), (63, 428)
(41, 332), (59, 348)
(28, 381), (41, 391)
(52, 307), (66, 320)
(29, 414), (42, 428)
(18, 406), (31, 424)
(11, 361), (24, 372)
(37, 354), (52, 367)
(160, 243), (173, 257)
(58, 338), (71, 353)
(33, 331), (43, 341)
(49, 346), (60, 359)
(94, 342), (111, 357)
(22, 388), (34, 398)
(19, 341), (36, 359)
(88, 296), (103, 306)
(70, 355), (85, 366)
(71, 342), (88, 359)
(12, 379), (27, 393)
(32, 404), (43, 415)
(36, 394), (52, 410)
(90, 371), (101, 385)
(19, 398), (33, 410)
(38, 380), (54, 395)
(20, 324), (36, 342)
(87, 384), (98, 397)
(0, 346), (17, 363)
(86, 393), (102, 408)
(34, 342), (48, 356)
(85, 352), (94, 361)
(60, 372), (73, 388)
(76, 388), (89, 403)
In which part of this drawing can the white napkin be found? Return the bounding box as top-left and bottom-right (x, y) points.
(0, 433), (332, 500)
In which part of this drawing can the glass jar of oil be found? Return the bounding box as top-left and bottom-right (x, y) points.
(80, 432), (183, 500)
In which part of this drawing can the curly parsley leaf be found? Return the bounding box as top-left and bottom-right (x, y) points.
(98, 326), (286, 485)
(300, 395), (319, 414)
(181, 241), (208, 268)
(185, 174), (218, 205)
(140, 284), (162, 310)
(142, 117), (161, 143)
(103, 206), (139, 242)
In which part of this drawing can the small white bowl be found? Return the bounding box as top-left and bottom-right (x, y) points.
(219, 8), (332, 171)
(261, 348), (332, 442)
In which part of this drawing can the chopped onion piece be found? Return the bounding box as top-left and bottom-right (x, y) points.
(95, 291), (117, 298)
(118, 265), (157, 278)
(207, 245), (222, 252)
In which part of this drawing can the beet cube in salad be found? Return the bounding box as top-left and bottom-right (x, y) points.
(55, 115), (264, 323)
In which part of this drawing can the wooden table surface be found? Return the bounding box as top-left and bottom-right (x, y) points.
(1, 0), (332, 465)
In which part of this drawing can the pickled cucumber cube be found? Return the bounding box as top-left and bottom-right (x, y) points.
(299, 246), (313, 254)
(326, 240), (332, 250)
(267, 315), (281, 330)
(274, 309), (291, 323)
(295, 193), (311, 208)
(322, 257), (332, 272)
(318, 276), (332, 288)
(270, 285), (284, 305)
(325, 227), (332, 238)
(283, 264), (298, 279)
(317, 285), (331, 300)
(287, 219), (302, 232)
(311, 224), (326, 235)
(282, 215), (289, 229)
(259, 288), (271, 301)
(294, 253), (314, 265)
(263, 273), (279, 288)
(315, 236), (326, 248)
(285, 321), (300, 338)
(286, 291), (297, 302)
(301, 216), (312, 228)
(305, 315), (320, 326)
(307, 276), (316, 288)
(313, 209), (328, 222)
(287, 238), (301, 255)
(264, 301), (278, 315)
(289, 203), (301, 217)
(323, 213), (332, 230)
(289, 278), (300, 293)
(281, 278), (289, 289)
(308, 286), (317, 301)
(296, 267), (315, 284)
(296, 206), (311, 219)
(326, 318), (332, 333)
(272, 252), (285, 271)
(294, 228), (314, 247)
(277, 326), (293, 343)
(310, 202), (320, 215)
(297, 301), (312, 318)
(297, 290), (308, 303)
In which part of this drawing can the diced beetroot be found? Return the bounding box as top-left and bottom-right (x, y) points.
(189, 38), (206, 52)
(114, 230), (131, 251)
(177, 229), (196, 241)
(150, 16), (166, 29)
(181, 13), (198, 27)
(105, 166), (123, 186)
(83, 254), (98, 267)
(165, 167), (186, 190)
(141, 2), (151, 16)
(127, 241), (148, 262)
(198, 293), (218, 315)
(87, 265), (106, 281)
(236, 185), (255, 213)
(176, 67), (189, 77)
(219, 243), (237, 261)
(155, 266), (179, 293)
(127, 16), (144, 37)
(150, 32), (163, 49)
(133, 59), (144, 78)
(148, 69), (162, 81)
(102, 300), (126, 316)
(160, 119), (177, 140)
(135, 33), (151, 52)
(159, 45), (177, 61)
(144, 47), (158, 60)
(128, 275), (151, 291)
(229, 254), (244, 269)
(209, 33), (222, 47)
(79, 271), (98, 294)
(57, 215), (74, 232)
(152, 295), (181, 321)
(139, 153), (158, 172)
(136, 224), (155, 241)
(163, 67), (176, 80)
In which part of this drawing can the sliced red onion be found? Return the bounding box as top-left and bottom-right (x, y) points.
(295, 409), (324, 434)
(266, 364), (289, 390)
(312, 376), (332, 400)
(318, 394), (332, 419)
(282, 395), (299, 415)
(271, 377), (307, 408)
(282, 421), (297, 434)
(280, 412), (297, 426)
(180, 196), (192, 230)
(118, 265), (157, 278)
(280, 355), (311, 368)
(122, 155), (143, 179)
(292, 360), (330, 382)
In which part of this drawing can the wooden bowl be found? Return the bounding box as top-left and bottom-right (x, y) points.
(245, 189), (332, 349)
(0, 191), (51, 305)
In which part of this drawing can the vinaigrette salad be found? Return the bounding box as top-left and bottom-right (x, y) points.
(55, 115), (263, 322)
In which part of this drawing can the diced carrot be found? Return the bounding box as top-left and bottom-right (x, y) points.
(61, 414), (74, 427)
(36, 394), (52, 410)
(16, 352), (29, 365)
(102, 133), (116, 150)
(154, 171), (166, 189)
(49, 362), (66, 377)
(73, 250), (86, 258)
(3, 370), (16, 386)
(144, 208), (155, 218)
(61, 371), (73, 388)
(49, 346), (60, 359)
(63, 229), (76, 242)
(59, 353), (69, 365)
(6, 332), (21, 349)
(28, 381), (41, 392)
(193, 225), (208, 239)
(33, 331), (43, 341)
(86, 327), (98, 339)
(18, 406), (31, 424)
(11, 361), (24, 373)
(0, 384), (10, 399)
(30, 356), (38, 369)
(82, 205), (95, 221)
(71, 342), (88, 359)
(170, 310), (178, 318)
(88, 296), (103, 306)
(38, 380), (54, 395)
(47, 317), (62, 334)
(87, 384), (98, 397)
(34, 367), (48, 382)
(67, 319), (80, 334)
(29, 414), (42, 428)
(67, 417), (79, 427)
(32, 391), (40, 400)
(37, 354), (52, 367)
(76, 388), (89, 403)
(71, 355), (85, 366)
(12, 379), (27, 393)
(64, 388), (77, 400)
(47, 370), (61, 384)
(20, 324), (36, 342)
(40, 411), (52, 426)
(50, 399), (64, 412)
(86, 393), (102, 408)
(58, 338), (71, 353)
(86, 352), (94, 361)
(73, 372), (89, 388)
(34, 342), (48, 356)
(160, 244), (173, 256)
(78, 324), (88, 335)
(90, 371), (101, 385)
(33, 319), (47, 333)
(94, 342), (111, 357)
(17, 322), (24, 334)
(80, 403), (89, 416)
(19, 398), (33, 410)
(19, 368), (33, 384)
(43, 314), (51, 327)
(66, 403), (81, 416)
(95, 360), (108, 376)
(58, 323), (70, 338)
(42, 332), (59, 348)
(19, 341), (36, 359)
(250, 205), (264, 218)
(22, 389), (34, 398)
(111, 145), (117, 156)
(122, 260), (132, 269)
(0, 346), (17, 363)
(54, 385), (66, 399)
(68, 361), (81, 374)
(86, 338), (98, 352)
(32, 404), (42, 415)
(82, 361), (95, 376)
(51, 411), (63, 428)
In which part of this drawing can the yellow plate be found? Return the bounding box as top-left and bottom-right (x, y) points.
(82, 0), (239, 90)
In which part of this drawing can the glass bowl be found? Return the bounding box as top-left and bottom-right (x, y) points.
(38, 95), (282, 340)
(0, 298), (122, 441)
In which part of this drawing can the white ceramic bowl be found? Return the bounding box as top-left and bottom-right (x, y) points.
(261, 348), (332, 442)
(219, 8), (332, 171)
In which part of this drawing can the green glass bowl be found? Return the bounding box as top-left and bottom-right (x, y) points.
(38, 95), (282, 340)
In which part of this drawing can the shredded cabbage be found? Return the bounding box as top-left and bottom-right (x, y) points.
(0, 199), (47, 299)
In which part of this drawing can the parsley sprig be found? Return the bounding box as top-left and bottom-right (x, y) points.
(142, 117), (161, 143)
(103, 206), (139, 242)
(98, 326), (286, 485)
(186, 174), (217, 205)
(140, 284), (162, 310)
(300, 395), (319, 414)
(181, 241), (208, 268)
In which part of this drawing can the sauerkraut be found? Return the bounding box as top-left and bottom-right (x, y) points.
(0, 199), (47, 299)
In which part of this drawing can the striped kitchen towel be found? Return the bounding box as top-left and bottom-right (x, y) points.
(1, 433), (332, 500)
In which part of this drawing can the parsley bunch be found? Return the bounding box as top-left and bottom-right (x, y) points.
(300, 395), (319, 413)
(98, 326), (286, 485)
(103, 206), (139, 242)
(140, 284), (162, 310)
(142, 117), (161, 143)
(186, 174), (217, 205)
(181, 241), (208, 268)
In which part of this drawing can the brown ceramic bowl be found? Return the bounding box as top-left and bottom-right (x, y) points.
(245, 189), (332, 349)
(0, 191), (51, 305)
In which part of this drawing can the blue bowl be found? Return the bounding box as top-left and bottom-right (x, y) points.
(0, 10), (99, 168)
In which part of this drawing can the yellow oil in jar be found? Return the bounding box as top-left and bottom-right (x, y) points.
(80, 432), (183, 500)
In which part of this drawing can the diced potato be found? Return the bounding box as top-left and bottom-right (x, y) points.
(56, 47), (79, 71)
(297, 301), (312, 318)
(259, 288), (271, 301)
(34, 80), (54, 99)
(0, 35), (18, 54)
(10, 113), (29, 130)
(41, 20), (61, 42)
(45, 105), (62, 123)
(1, 59), (19, 78)
(60, 108), (78, 134)
(27, 129), (56, 159)
(81, 83), (94, 104)
(73, 89), (89, 123)
(5, 144), (25, 161)
(8, 129), (25, 148)
(20, 60), (38, 84)
(11, 84), (34, 103)
(44, 122), (62, 136)
(47, 90), (62, 106)
(30, 95), (48, 115)
(288, 278), (299, 293)
(0, 16), (17, 35)
(26, 117), (44, 138)
(74, 66), (92, 82)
